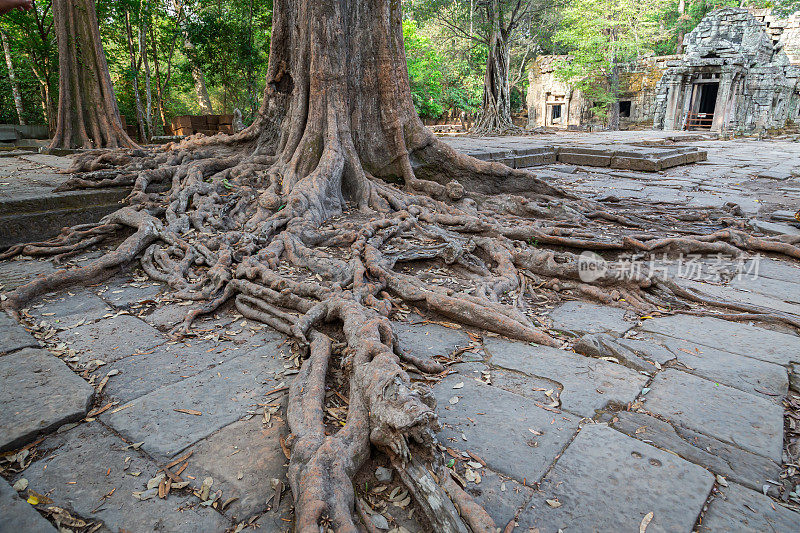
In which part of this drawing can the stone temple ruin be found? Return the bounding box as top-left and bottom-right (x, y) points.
(527, 7), (800, 132)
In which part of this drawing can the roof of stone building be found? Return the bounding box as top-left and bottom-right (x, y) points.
(682, 7), (800, 67)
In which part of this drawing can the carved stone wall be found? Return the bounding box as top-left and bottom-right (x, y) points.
(652, 7), (800, 132)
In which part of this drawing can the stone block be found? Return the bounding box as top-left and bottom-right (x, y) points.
(433, 375), (579, 485)
(0, 348), (93, 452)
(29, 290), (111, 330)
(13, 422), (230, 533)
(185, 403), (289, 522)
(103, 348), (290, 459)
(392, 319), (471, 365)
(59, 314), (166, 365)
(699, 482), (800, 532)
(483, 338), (648, 417)
(0, 478), (57, 533)
(647, 333), (788, 399)
(0, 312), (38, 355)
(516, 424), (714, 533)
(0, 259), (55, 291)
(548, 301), (634, 336)
(557, 149), (612, 167)
(644, 369), (784, 461)
(607, 411), (781, 494)
(640, 314), (800, 366)
(459, 466), (534, 529)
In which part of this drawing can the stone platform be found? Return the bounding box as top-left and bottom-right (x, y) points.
(459, 140), (707, 171)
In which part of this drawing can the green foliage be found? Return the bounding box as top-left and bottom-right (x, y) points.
(403, 20), (445, 118)
(554, 0), (670, 120)
(402, 19), (483, 118)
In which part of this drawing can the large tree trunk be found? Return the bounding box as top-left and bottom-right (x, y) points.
(1, 30), (26, 126)
(49, 0), (138, 149)
(473, 0), (514, 134)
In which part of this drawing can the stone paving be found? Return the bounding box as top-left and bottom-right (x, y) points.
(2, 132), (800, 531)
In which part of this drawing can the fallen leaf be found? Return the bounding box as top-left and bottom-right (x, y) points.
(174, 409), (202, 416)
(452, 382), (464, 389)
(640, 512), (654, 532)
(715, 475), (728, 487)
(449, 396), (459, 405)
(545, 499), (561, 508)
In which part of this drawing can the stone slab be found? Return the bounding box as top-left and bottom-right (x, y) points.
(29, 290), (111, 330)
(484, 338), (647, 417)
(186, 401), (289, 522)
(548, 301), (634, 336)
(459, 466), (534, 529)
(97, 280), (164, 308)
(433, 375), (579, 485)
(640, 314), (800, 366)
(59, 314), (166, 364)
(644, 369), (784, 461)
(699, 482), (800, 533)
(678, 277), (800, 316)
(13, 422), (230, 533)
(516, 424), (714, 533)
(0, 259), (55, 291)
(0, 312), (38, 354)
(647, 333), (788, 399)
(0, 478), (57, 533)
(104, 347), (289, 459)
(607, 411), (781, 494)
(729, 272), (800, 304)
(103, 340), (236, 403)
(0, 348), (93, 452)
(393, 319), (471, 363)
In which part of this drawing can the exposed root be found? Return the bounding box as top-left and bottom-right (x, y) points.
(4, 67), (800, 533)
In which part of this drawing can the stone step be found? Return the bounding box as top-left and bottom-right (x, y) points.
(0, 188), (129, 249)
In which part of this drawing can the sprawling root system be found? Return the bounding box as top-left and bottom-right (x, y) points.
(5, 2), (800, 532)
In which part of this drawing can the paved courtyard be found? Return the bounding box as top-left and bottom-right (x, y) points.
(1, 131), (800, 532)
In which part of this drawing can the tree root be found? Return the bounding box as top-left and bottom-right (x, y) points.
(4, 77), (800, 533)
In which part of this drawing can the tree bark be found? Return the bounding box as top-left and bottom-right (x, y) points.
(49, 0), (138, 149)
(608, 65), (620, 131)
(473, 0), (514, 134)
(140, 14), (154, 138)
(1, 30), (26, 125)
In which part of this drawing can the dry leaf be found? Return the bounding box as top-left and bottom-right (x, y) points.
(640, 512), (654, 532)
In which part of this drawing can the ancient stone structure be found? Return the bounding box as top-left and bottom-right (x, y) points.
(653, 8), (800, 132)
(527, 55), (677, 129)
(527, 8), (800, 132)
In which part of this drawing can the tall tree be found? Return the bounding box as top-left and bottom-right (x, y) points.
(0, 30), (25, 125)
(409, 0), (560, 133)
(49, 0), (137, 149)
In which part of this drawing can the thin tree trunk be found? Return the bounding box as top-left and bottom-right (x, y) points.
(140, 15), (153, 137)
(1, 31), (26, 125)
(49, 0), (138, 149)
(29, 59), (53, 133)
(677, 0), (686, 54)
(474, 0), (514, 133)
(608, 65), (620, 131)
(125, 11), (148, 142)
(149, 23), (169, 131)
(172, 0), (213, 114)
